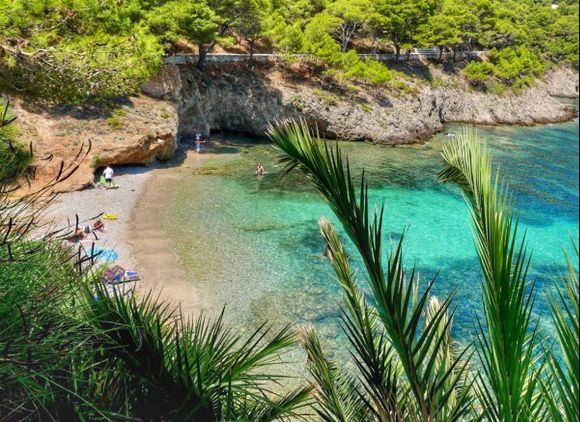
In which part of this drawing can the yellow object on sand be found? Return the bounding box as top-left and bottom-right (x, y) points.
(103, 213), (117, 221)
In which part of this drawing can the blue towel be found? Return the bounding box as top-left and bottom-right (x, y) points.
(93, 248), (119, 262)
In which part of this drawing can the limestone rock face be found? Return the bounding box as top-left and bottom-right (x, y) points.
(439, 84), (577, 125)
(148, 64), (577, 145)
(543, 68), (579, 98)
(14, 96), (178, 193)
(12, 63), (577, 193)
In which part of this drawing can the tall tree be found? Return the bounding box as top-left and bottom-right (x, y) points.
(0, 0), (162, 102)
(374, 0), (436, 62)
(237, 0), (272, 60)
(147, 0), (219, 69)
(326, 0), (373, 52)
(420, 0), (478, 60)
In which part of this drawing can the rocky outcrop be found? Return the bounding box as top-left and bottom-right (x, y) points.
(12, 63), (577, 192)
(543, 68), (579, 98)
(440, 84), (577, 125)
(146, 63), (577, 145)
(14, 96), (178, 192)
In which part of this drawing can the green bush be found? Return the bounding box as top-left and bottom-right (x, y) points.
(464, 61), (495, 84)
(0, 142), (31, 182)
(464, 46), (544, 91)
(342, 55), (393, 84)
(360, 103), (371, 113)
(107, 115), (122, 128)
(313, 89), (340, 106)
(491, 46), (543, 84)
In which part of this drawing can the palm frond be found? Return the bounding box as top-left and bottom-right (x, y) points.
(544, 241), (579, 421)
(269, 120), (473, 421)
(84, 282), (309, 420)
(319, 217), (410, 421)
(301, 327), (375, 421)
(439, 128), (545, 421)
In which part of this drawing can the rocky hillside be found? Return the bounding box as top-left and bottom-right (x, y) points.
(11, 62), (578, 192)
(145, 63), (578, 144)
(14, 96), (177, 192)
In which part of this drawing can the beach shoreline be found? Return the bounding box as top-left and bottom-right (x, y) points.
(127, 149), (202, 316)
(48, 146), (214, 315)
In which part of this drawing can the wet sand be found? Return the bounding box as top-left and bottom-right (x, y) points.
(127, 150), (202, 315)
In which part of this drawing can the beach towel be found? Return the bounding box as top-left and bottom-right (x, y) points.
(124, 271), (140, 282)
(94, 247), (119, 262)
(102, 265), (125, 283)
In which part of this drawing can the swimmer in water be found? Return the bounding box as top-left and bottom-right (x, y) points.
(256, 164), (265, 176)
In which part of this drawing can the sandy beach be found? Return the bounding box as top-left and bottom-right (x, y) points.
(47, 149), (206, 314)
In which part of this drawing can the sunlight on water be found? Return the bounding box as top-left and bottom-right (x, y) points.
(161, 119), (578, 363)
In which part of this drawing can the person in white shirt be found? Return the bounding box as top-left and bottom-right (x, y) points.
(103, 165), (114, 187)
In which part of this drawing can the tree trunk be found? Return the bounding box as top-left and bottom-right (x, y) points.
(249, 40), (255, 63)
(197, 44), (207, 70)
(395, 44), (401, 63)
(452, 46), (457, 61)
(438, 46), (444, 62)
(370, 35), (378, 55)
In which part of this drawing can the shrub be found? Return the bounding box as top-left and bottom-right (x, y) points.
(159, 108), (171, 119)
(359, 103), (371, 113)
(107, 115), (122, 128)
(91, 155), (102, 168)
(464, 61), (495, 84)
(464, 46), (543, 91)
(343, 57), (394, 84)
(313, 89), (340, 106)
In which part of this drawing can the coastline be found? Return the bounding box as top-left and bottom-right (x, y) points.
(47, 161), (198, 314)
(48, 153), (202, 313)
(126, 150), (202, 315)
(47, 165), (155, 274)
(48, 111), (578, 319)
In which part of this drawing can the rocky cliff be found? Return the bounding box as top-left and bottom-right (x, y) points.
(144, 63), (578, 145)
(14, 96), (177, 192)
(12, 63), (578, 192)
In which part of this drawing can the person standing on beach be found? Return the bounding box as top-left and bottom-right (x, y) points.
(195, 133), (204, 153)
(103, 165), (114, 187)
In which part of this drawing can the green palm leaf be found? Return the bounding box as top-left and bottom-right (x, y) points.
(268, 120), (473, 421)
(544, 242), (579, 421)
(438, 128), (546, 421)
(84, 282), (311, 420)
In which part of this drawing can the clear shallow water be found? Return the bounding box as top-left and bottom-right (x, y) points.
(161, 119), (578, 360)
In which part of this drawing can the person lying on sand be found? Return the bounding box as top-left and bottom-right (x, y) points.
(92, 219), (105, 232)
(66, 227), (86, 243)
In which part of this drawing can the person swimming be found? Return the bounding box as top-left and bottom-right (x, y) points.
(256, 163), (265, 176)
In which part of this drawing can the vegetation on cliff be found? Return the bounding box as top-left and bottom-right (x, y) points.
(1, 0), (578, 101)
(0, 98), (30, 182)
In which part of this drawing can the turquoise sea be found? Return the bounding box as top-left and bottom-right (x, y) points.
(161, 118), (578, 360)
